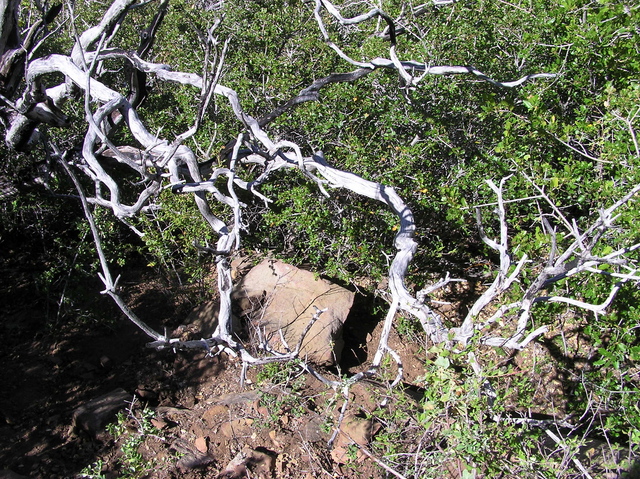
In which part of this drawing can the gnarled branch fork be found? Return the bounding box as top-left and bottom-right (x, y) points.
(453, 177), (640, 350)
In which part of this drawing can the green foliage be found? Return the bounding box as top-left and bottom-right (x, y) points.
(106, 407), (162, 479)
(368, 351), (552, 478)
(255, 359), (308, 426)
(255, 359), (305, 388)
(13, 0), (639, 286)
(134, 189), (221, 285)
(0, 150), (136, 328)
(580, 289), (640, 442)
(78, 460), (107, 479)
(395, 313), (424, 343)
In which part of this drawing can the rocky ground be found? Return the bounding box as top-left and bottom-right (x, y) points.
(0, 256), (426, 479)
(1, 255), (637, 479)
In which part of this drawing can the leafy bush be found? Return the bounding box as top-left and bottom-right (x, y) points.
(2, 0), (639, 476)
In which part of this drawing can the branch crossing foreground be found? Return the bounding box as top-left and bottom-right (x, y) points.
(2, 0), (639, 396)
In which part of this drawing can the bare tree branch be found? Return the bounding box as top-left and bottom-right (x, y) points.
(5, 0), (619, 390)
(313, 0), (556, 88)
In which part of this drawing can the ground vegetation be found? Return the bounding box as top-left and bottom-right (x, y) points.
(0, 0), (639, 477)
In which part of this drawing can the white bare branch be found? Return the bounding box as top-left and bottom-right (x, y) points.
(452, 176), (640, 350)
(6, 0), (630, 392)
(313, 0), (556, 88)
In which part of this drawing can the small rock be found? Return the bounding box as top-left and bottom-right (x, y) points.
(195, 436), (208, 454)
(220, 418), (253, 438)
(269, 430), (283, 448)
(151, 417), (167, 430)
(301, 414), (328, 443)
(177, 453), (214, 471)
(341, 414), (379, 445)
(245, 447), (276, 476)
(156, 405), (191, 419)
(217, 446), (275, 478)
(71, 388), (130, 437)
(0, 470), (30, 479)
(202, 405), (228, 426)
(191, 422), (208, 439)
(135, 387), (158, 400)
(172, 438), (214, 471)
(330, 415), (380, 464)
(99, 355), (112, 369)
(256, 406), (269, 417)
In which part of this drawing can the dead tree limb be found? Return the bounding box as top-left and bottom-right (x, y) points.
(3, 0), (610, 389)
(453, 177), (640, 350)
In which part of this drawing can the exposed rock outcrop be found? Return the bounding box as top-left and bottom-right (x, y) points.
(232, 259), (354, 366)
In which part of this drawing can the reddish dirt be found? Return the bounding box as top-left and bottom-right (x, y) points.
(2, 256), (616, 479)
(0, 260), (399, 479)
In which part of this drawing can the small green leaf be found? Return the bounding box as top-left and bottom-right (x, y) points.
(434, 356), (450, 369)
(461, 468), (476, 479)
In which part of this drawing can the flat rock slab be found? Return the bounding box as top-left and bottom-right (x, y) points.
(71, 388), (130, 437)
(232, 259), (354, 366)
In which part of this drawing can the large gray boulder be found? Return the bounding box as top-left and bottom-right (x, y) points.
(232, 259), (354, 366)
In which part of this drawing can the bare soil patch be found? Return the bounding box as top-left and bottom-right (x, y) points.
(0, 260), (390, 478)
(1, 257), (631, 479)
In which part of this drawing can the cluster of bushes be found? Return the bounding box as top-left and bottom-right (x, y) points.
(1, 0), (638, 475)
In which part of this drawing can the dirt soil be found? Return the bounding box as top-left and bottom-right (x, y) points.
(0, 256), (430, 479)
(1, 255), (627, 479)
